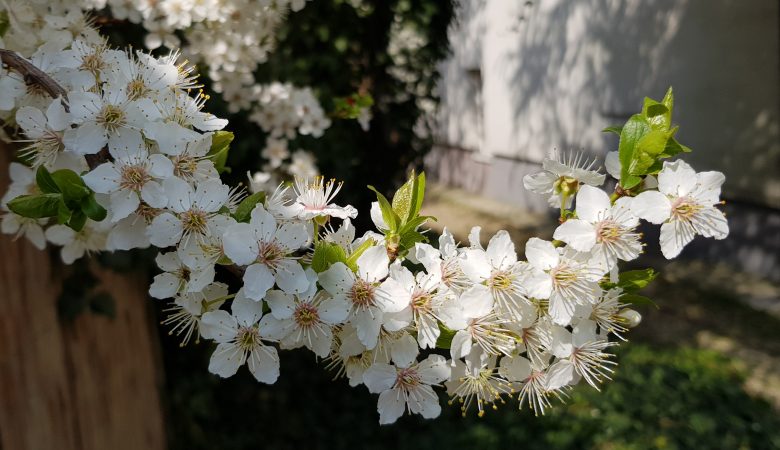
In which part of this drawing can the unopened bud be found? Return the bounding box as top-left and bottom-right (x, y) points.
(618, 308), (642, 328)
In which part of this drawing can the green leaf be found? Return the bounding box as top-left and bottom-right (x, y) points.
(368, 185), (399, 232)
(618, 269), (658, 292)
(399, 229), (428, 252)
(642, 98), (671, 131)
(603, 125), (623, 135)
(618, 115), (651, 190)
(81, 195), (107, 221)
(661, 86), (674, 115)
(398, 215), (435, 236)
(51, 169), (90, 201)
(660, 136), (692, 158)
(233, 192), (266, 223)
(435, 323), (456, 349)
(392, 172), (415, 223)
(410, 172), (425, 219)
(207, 130), (234, 174)
(620, 293), (659, 309)
(57, 197), (72, 224)
(311, 241), (348, 273)
(345, 238), (375, 271)
(67, 209), (87, 232)
(7, 193), (62, 218)
(628, 129), (671, 176)
(36, 166), (60, 194)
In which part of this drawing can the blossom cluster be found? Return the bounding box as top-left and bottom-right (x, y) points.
(1, 6), (729, 426)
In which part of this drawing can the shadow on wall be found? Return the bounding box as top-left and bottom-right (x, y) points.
(431, 0), (780, 280)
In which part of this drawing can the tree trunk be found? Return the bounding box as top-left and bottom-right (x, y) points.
(0, 146), (167, 450)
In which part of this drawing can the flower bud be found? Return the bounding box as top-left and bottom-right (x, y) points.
(618, 308), (642, 328)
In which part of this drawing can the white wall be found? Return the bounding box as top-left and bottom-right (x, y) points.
(434, 0), (780, 208)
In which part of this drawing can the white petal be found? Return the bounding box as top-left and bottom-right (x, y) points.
(525, 237), (559, 270)
(408, 385), (441, 419)
(148, 154), (174, 178)
(417, 354), (450, 384)
(459, 249), (491, 282)
(459, 284), (494, 318)
(486, 230), (517, 270)
(242, 263), (276, 300)
(499, 356), (531, 382)
(147, 212), (182, 247)
(232, 291), (264, 326)
(45, 224), (75, 245)
(631, 190), (671, 224)
(81, 163), (120, 194)
(140, 181), (167, 208)
(46, 98), (70, 131)
(258, 315), (294, 340)
(658, 160), (697, 197)
(109, 189), (140, 222)
(275, 222), (309, 252)
(149, 272), (180, 299)
(208, 342), (245, 378)
(377, 389), (406, 425)
(575, 185), (611, 223)
(363, 363), (397, 393)
(604, 151), (621, 180)
(16, 106), (47, 138)
(357, 245), (390, 282)
(274, 259), (309, 294)
(249, 205), (278, 242)
(450, 330), (473, 360)
(222, 223), (259, 265)
(390, 333), (419, 368)
(200, 310), (238, 343)
(553, 219), (596, 252)
(70, 122), (108, 155)
(692, 206), (729, 239)
(318, 262), (354, 297)
(523, 171), (557, 194)
(319, 297), (350, 324)
(659, 220), (694, 259)
(163, 177), (193, 213)
(545, 360), (576, 390)
(194, 179), (229, 213)
(247, 347), (280, 384)
(354, 307), (382, 349)
(266, 290), (295, 319)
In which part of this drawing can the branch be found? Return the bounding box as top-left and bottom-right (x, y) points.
(0, 48), (68, 101)
(0, 48), (111, 168)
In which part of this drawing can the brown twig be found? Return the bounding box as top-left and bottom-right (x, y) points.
(0, 49), (69, 103)
(0, 48), (114, 170)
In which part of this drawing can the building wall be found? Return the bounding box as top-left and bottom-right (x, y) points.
(429, 0), (780, 278)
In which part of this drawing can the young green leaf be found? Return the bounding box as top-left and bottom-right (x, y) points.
(368, 185), (399, 232)
(57, 197), (72, 224)
(51, 169), (90, 201)
(207, 130), (234, 174)
(67, 209), (87, 232)
(617, 269), (658, 292)
(392, 172), (415, 223)
(602, 125), (623, 135)
(233, 191), (266, 223)
(435, 323), (456, 349)
(81, 194), (107, 221)
(7, 193), (62, 218)
(344, 238), (375, 272)
(620, 293), (659, 309)
(310, 241), (348, 273)
(618, 115), (651, 189)
(628, 129), (671, 176)
(36, 166), (60, 194)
